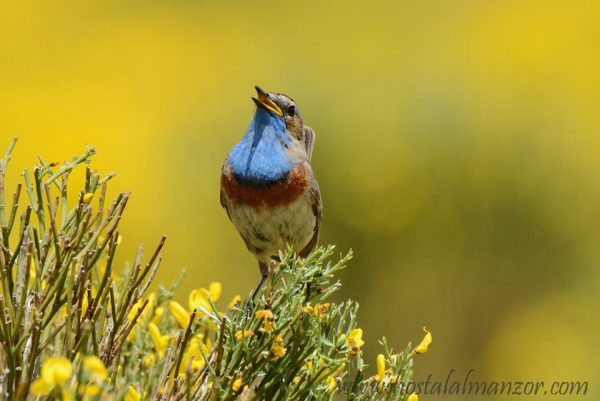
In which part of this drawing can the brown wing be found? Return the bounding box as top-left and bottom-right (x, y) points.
(303, 126), (316, 161)
(220, 171), (232, 221)
(299, 179), (322, 258)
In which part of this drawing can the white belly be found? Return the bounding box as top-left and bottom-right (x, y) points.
(229, 190), (315, 263)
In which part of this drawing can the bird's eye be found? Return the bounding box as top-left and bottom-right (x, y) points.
(286, 105), (296, 117)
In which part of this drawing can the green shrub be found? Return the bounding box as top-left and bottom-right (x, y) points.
(0, 138), (428, 401)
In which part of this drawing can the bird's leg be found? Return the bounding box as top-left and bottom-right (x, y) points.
(265, 260), (276, 301)
(247, 261), (269, 316)
(305, 271), (324, 303)
(251, 273), (268, 304)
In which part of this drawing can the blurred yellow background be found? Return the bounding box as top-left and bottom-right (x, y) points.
(1, 1), (598, 399)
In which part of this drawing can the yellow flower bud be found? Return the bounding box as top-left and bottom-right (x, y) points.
(144, 353), (156, 367)
(414, 327), (432, 354)
(326, 374), (337, 391)
(149, 322), (169, 356)
(232, 377), (243, 391)
(124, 385), (141, 401)
(127, 299), (147, 322)
(152, 306), (164, 324)
(209, 282), (222, 301)
(169, 301), (190, 327)
(375, 354), (386, 382)
(82, 192), (94, 204)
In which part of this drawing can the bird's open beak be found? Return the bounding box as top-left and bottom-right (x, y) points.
(252, 86), (283, 116)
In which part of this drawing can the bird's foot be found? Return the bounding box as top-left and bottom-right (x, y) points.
(245, 300), (254, 319)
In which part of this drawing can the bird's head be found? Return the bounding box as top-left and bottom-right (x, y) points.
(252, 86), (304, 141)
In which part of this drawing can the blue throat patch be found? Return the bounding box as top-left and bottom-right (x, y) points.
(228, 109), (293, 187)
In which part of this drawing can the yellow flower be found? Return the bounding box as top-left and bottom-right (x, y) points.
(169, 301), (190, 328)
(228, 294), (242, 309)
(302, 304), (314, 314)
(62, 389), (73, 401)
(127, 297), (151, 341)
(180, 340), (208, 374)
(346, 328), (365, 355)
(188, 282), (222, 314)
(152, 306), (164, 324)
(413, 327), (432, 354)
(326, 374), (337, 391)
(375, 354), (386, 382)
(232, 377), (243, 391)
(42, 358), (73, 383)
(149, 322), (169, 356)
(83, 384), (101, 396)
(82, 192), (94, 204)
(147, 293), (156, 306)
(208, 282), (222, 301)
(144, 354), (156, 367)
(301, 359), (315, 373)
(313, 303), (330, 319)
(81, 296), (89, 319)
(128, 296), (154, 321)
(189, 334), (211, 356)
(234, 330), (253, 340)
(407, 393), (419, 401)
(29, 260), (36, 281)
(269, 336), (287, 361)
(255, 309), (273, 320)
(83, 355), (107, 381)
(261, 319), (274, 333)
(256, 309), (274, 333)
(202, 338), (211, 354)
(99, 234), (122, 247)
(124, 385), (141, 401)
(31, 357), (73, 395)
(188, 289), (210, 314)
(321, 365), (343, 392)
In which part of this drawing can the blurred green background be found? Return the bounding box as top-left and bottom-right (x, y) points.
(1, 1), (598, 399)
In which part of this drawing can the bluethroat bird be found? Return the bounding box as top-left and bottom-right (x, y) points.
(220, 86), (322, 303)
